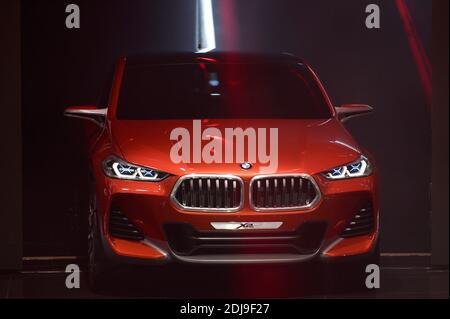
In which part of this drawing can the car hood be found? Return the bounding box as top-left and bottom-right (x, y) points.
(110, 118), (363, 176)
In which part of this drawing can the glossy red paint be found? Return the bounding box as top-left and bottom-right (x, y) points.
(68, 53), (379, 266)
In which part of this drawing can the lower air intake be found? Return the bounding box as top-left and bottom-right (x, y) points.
(108, 210), (144, 241)
(341, 202), (375, 238)
(164, 222), (327, 256)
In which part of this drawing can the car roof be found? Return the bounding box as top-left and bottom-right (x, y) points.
(125, 51), (305, 66)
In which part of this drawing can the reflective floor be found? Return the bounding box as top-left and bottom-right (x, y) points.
(0, 258), (448, 299)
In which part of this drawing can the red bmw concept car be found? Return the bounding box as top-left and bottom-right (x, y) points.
(65, 52), (379, 290)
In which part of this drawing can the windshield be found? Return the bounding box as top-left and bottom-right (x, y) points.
(117, 62), (332, 119)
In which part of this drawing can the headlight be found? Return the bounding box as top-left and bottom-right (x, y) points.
(322, 156), (372, 180)
(102, 155), (169, 181)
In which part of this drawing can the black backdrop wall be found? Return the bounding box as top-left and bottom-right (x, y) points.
(22, 0), (431, 256)
(0, 0), (22, 269)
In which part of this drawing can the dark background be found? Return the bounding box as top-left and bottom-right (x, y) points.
(0, 0), (22, 269)
(22, 0), (432, 256)
(432, 0), (449, 266)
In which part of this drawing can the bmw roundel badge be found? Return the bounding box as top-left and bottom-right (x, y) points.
(240, 162), (252, 170)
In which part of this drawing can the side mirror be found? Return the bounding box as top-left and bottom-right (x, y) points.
(335, 104), (373, 122)
(64, 105), (107, 127)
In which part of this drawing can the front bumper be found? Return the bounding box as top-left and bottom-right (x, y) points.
(94, 172), (379, 265)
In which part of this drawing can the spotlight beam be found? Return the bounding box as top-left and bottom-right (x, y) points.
(396, 0), (432, 108)
(196, 0), (216, 53)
